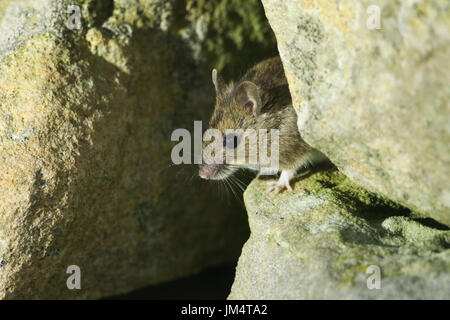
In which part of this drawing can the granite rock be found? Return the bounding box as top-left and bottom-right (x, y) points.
(261, 0), (450, 226)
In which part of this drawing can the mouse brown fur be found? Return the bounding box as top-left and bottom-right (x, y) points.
(199, 56), (326, 193)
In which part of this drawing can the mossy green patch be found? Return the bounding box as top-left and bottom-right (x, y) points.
(230, 168), (450, 299)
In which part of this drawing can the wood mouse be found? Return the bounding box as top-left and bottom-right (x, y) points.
(199, 56), (327, 194)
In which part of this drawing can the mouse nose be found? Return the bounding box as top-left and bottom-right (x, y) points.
(199, 165), (211, 180)
(199, 171), (210, 179)
(199, 164), (220, 180)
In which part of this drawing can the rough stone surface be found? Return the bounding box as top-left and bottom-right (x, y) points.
(0, 0), (278, 299)
(229, 170), (450, 299)
(262, 0), (450, 226)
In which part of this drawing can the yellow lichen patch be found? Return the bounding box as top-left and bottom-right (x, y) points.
(302, 0), (357, 47)
(0, 35), (65, 211)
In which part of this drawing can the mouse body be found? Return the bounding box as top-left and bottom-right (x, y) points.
(199, 56), (326, 193)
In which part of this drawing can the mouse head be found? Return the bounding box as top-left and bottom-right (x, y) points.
(199, 69), (267, 180)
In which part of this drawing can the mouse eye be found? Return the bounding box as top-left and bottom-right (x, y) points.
(223, 134), (240, 149)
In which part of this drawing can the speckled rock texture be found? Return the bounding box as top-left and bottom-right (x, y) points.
(229, 170), (450, 299)
(0, 0), (277, 299)
(261, 0), (450, 226)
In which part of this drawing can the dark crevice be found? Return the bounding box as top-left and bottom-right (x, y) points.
(103, 263), (237, 300)
(410, 217), (449, 231)
(88, 0), (114, 28)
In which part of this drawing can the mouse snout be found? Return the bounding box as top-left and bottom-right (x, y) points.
(199, 163), (222, 180)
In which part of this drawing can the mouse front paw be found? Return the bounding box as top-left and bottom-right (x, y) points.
(265, 169), (296, 195)
(266, 179), (293, 194)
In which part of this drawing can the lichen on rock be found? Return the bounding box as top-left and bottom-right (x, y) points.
(261, 0), (450, 226)
(0, 0), (278, 299)
(229, 169), (450, 299)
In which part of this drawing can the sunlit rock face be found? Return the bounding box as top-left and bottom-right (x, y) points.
(0, 0), (279, 299)
(230, 170), (450, 299)
(262, 0), (450, 226)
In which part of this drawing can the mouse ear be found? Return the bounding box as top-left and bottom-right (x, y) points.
(212, 69), (226, 94)
(234, 81), (262, 116)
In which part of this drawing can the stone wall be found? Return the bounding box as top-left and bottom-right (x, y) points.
(230, 169), (450, 299)
(262, 0), (450, 226)
(0, 0), (277, 299)
(229, 0), (450, 299)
